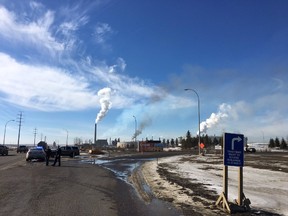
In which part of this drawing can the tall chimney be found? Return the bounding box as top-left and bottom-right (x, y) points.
(94, 123), (97, 145)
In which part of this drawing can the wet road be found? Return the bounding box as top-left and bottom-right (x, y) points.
(0, 150), (185, 216)
(81, 151), (187, 182)
(80, 151), (187, 216)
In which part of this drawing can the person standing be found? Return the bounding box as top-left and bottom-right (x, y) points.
(45, 146), (52, 166)
(52, 146), (62, 166)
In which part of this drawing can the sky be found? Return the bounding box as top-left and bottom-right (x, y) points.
(0, 0), (287, 145)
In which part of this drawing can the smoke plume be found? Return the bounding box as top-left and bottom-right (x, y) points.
(198, 103), (231, 134)
(96, 87), (112, 123)
(132, 117), (152, 140)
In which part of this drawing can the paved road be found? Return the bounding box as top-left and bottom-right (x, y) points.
(0, 151), (25, 171)
(0, 151), (182, 216)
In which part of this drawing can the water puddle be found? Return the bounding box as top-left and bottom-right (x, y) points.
(81, 155), (181, 216)
(81, 156), (153, 184)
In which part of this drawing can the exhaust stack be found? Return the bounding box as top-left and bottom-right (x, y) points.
(94, 123), (97, 145)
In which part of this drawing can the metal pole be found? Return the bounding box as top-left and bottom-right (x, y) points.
(133, 115), (137, 142)
(3, 120), (15, 145)
(185, 88), (201, 155)
(17, 112), (23, 149)
(33, 128), (37, 147)
(65, 129), (68, 146)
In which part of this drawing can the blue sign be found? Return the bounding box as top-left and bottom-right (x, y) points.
(224, 133), (244, 167)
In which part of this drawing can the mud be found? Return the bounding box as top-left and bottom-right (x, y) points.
(131, 151), (287, 216)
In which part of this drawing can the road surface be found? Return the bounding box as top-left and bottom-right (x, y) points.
(0, 151), (181, 216)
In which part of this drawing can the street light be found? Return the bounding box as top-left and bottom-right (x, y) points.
(64, 129), (68, 146)
(133, 115), (137, 142)
(185, 88), (201, 155)
(3, 120), (15, 145)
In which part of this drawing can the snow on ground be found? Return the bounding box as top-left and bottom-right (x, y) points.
(142, 154), (288, 216)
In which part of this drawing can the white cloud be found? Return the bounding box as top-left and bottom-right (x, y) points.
(272, 78), (285, 91)
(0, 52), (192, 114)
(29, 1), (43, 10)
(108, 57), (126, 73)
(82, 60), (161, 107)
(0, 53), (97, 111)
(0, 5), (161, 111)
(94, 22), (113, 44)
(0, 5), (167, 112)
(0, 6), (64, 54)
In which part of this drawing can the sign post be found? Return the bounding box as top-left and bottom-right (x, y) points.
(216, 132), (248, 213)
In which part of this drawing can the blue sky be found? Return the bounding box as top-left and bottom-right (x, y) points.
(0, 0), (287, 145)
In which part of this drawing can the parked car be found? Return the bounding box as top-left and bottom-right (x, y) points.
(60, 146), (80, 157)
(37, 141), (48, 150)
(26, 147), (46, 161)
(0, 145), (8, 156)
(245, 147), (256, 153)
(72, 146), (80, 156)
(17, 145), (28, 153)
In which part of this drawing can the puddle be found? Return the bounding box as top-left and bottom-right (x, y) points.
(81, 156), (182, 216)
(82, 157), (153, 184)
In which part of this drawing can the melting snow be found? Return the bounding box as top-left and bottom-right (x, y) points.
(143, 154), (288, 216)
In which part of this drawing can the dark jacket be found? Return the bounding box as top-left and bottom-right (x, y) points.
(46, 148), (52, 157)
(56, 147), (62, 156)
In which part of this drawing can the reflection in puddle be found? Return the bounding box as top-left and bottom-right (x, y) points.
(80, 155), (181, 216)
(81, 157), (152, 184)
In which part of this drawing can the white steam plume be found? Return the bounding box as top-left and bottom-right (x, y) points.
(198, 103), (231, 134)
(96, 87), (112, 123)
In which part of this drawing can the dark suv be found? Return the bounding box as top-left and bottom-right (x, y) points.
(60, 146), (80, 157)
(17, 145), (28, 153)
(0, 145), (8, 156)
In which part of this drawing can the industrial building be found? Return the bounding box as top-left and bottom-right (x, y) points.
(138, 140), (164, 152)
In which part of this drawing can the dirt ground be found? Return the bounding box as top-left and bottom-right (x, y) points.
(130, 151), (288, 216)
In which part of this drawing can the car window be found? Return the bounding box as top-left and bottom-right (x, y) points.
(30, 149), (40, 152)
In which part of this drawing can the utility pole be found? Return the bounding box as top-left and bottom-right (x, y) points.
(33, 128), (37, 146)
(17, 111), (23, 149)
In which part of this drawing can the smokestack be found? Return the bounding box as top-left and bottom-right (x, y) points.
(131, 117), (152, 140)
(94, 123), (97, 145)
